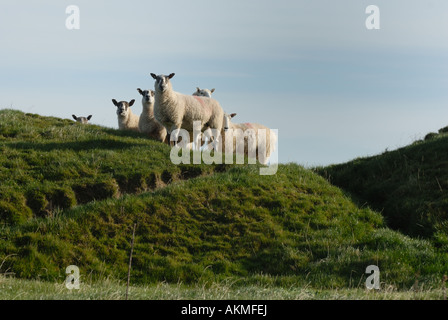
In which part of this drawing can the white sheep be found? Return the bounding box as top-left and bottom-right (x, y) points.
(72, 114), (92, 124)
(222, 112), (277, 165)
(112, 99), (140, 132)
(192, 87), (215, 98)
(137, 88), (168, 143)
(192, 87), (216, 147)
(150, 73), (224, 149)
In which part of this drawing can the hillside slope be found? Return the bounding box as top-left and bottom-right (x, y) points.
(316, 133), (448, 250)
(0, 110), (446, 289)
(0, 109), (225, 224)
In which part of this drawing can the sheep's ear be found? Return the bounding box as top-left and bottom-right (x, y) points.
(87, 115), (92, 120)
(150, 73), (157, 79)
(211, 88), (215, 93)
(129, 99), (135, 106)
(72, 115), (77, 120)
(112, 99), (118, 106)
(137, 88), (143, 95)
(150, 90), (155, 96)
(168, 73), (175, 79)
(196, 87), (200, 92)
(230, 113), (237, 118)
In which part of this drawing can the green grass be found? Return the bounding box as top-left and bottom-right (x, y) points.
(0, 109), (229, 224)
(315, 132), (448, 250)
(1, 109), (447, 298)
(2, 162), (446, 288)
(1, 276), (446, 300)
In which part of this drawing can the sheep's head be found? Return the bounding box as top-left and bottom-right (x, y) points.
(112, 99), (135, 117)
(150, 73), (175, 92)
(223, 112), (237, 131)
(72, 114), (92, 124)
(137, 88), (155, 104)
(193, 87), (215, 98)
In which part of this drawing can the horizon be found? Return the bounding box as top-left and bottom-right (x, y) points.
(1, 1), (447, 166)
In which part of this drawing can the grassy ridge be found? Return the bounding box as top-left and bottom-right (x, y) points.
(0, 109), (225, 224)
(2, 163), (445, 288)
(0, 109), (447, 291)
(315, 133), (448, 250)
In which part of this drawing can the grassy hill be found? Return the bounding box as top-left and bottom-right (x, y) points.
(0, 109), (225, 224)
(0, 109), (447, 292)
(315, 132), (448, 251)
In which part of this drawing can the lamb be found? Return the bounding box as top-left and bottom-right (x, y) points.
(192, 87), (215, 98)
(72, 114), (92, 124)
(112, 99), (140, 132)
(150, 73), (224, 149)
(137, 88), (168, 143)
(222, 112), (277, 165)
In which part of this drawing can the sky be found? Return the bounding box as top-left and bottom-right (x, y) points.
(1, 0), (447, 166)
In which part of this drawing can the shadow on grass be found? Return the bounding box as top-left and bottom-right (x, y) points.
(5, 139), (154, 152)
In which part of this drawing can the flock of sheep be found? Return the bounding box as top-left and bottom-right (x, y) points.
(73, 73), (276, 164)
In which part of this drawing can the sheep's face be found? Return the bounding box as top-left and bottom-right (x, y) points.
(150, 73), (175, 93)
(137, 88), (155, 104)
(223, 113), (237, 131)
(112, 99), (135, 117)
(72, 115), (92, 124)
(193, 87), (215, 98)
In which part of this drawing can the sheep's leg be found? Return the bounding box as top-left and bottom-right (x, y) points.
(212, 135), (221, 152)
(170, 128), (178, 148)
(165, 132), (171, 146)
(202, 123), (219, 151)
(164, 123), (175, 147)
(192, 121), (203, 151)
(200, 127), (211, 151)
(169, 124), (184, 148)
(163, 132), (170, 145)
(210, 126), (222, 152)
(203, 128), (221, 152)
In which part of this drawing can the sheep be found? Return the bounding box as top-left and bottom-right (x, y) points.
(112, 99), (140, 132)
(150, 73), (224, 149)
(72, 114), (92, 124)
(137, 88), (168, 143)
(192, 87), (215, 98)
(221, 112), (277, 165)
(192, 87), (216, 147)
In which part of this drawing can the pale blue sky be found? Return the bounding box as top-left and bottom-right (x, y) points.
(1, 1), (448, 166)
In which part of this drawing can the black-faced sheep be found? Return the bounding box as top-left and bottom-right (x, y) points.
(72, 114), (92, 124)
(137, 88), (168, 143)
(150, 73), (224, 149)
(112, 99), (140, 132)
